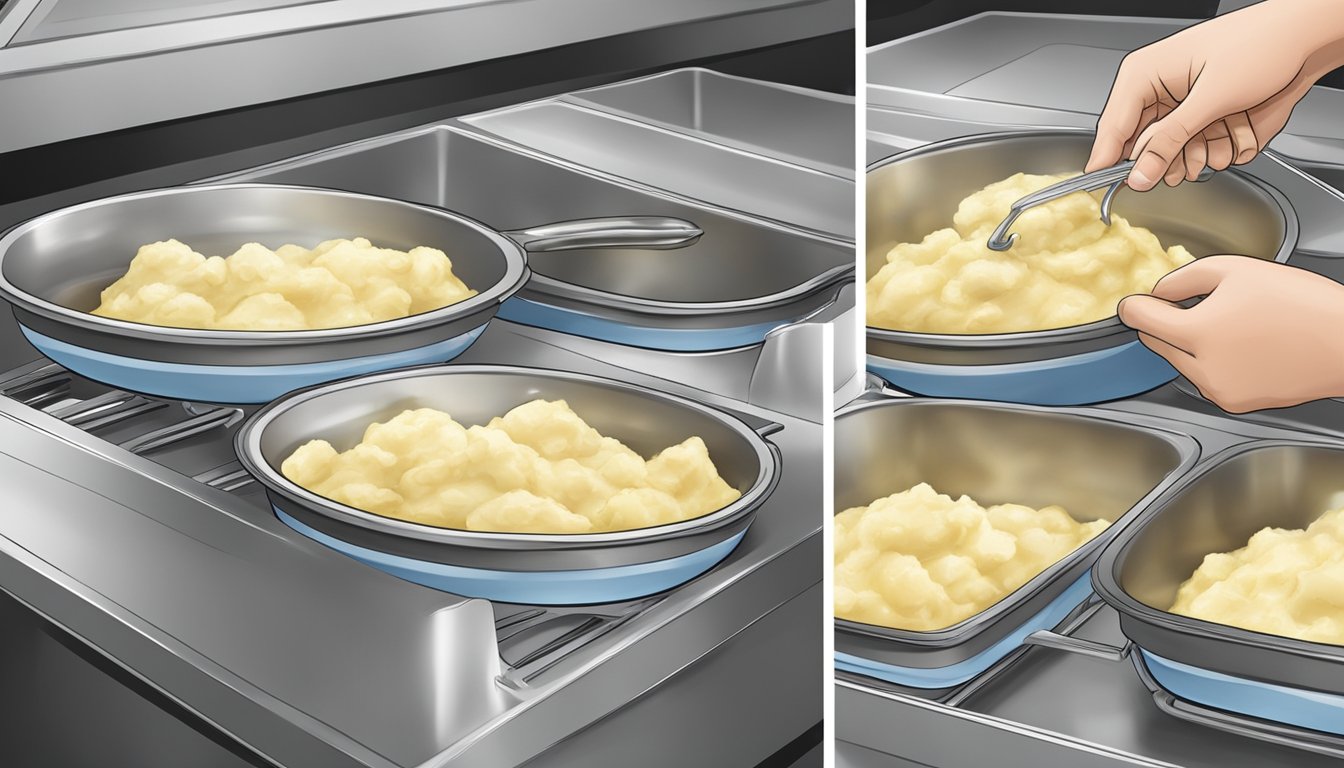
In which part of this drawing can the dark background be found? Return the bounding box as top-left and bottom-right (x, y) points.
(0, 27), (853, 221)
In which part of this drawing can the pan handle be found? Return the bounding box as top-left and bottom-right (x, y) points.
(501, 216), (702, 253)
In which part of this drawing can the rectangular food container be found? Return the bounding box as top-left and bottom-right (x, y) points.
(461, 101), (853, 241)
(221, 125), (853, 351)
(565, 68), (855, 178)
(1096, 441), (1344, 735)
(834, 398), (1197, 689)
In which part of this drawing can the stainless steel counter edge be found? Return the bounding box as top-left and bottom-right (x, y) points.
(0, 0), (851, 155)
(0, 331), (826, 766)
(427, 532), (821, 767)
(836, 680), (1181, 768)
(0, 402), (505, 768)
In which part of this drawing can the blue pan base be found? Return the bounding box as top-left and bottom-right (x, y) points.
(1139, 649), (1344, 737)
(21, 324), (487, 404)
(276, 507), (747, 606)
(498, 296), (784, 351)
(866, 339), (1176, 406)
(835, 574), (1093, 689)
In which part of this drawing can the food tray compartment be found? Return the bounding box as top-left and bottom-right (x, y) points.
(834, 398), (1196, 687)
(566, 68), (854, 178)
(1098, 441), (1344, 697)
(460, 102), (853, 240)
(223, 126), (851, 317)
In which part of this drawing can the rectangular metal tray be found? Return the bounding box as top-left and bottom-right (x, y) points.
(461, 101), (853, 240)
(217, 125), (852, 312)
(565, 68), (854, 178)
(834, 397), (1198, 671)
(1097, 440), (1344, 693)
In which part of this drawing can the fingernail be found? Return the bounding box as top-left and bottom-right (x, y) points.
(1129, 167), (1155, 190)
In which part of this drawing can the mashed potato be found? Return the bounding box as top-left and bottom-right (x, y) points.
(834, 483), (1110, 630)
(93, 237), (475, 330)
(1171, 508), (1344, 645)
(280, 399), (742, 534)
(866, 173), (1195, 334)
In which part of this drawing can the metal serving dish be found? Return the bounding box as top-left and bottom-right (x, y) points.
(236, 364), (781, 605)
(866, 129), (1297, 405)
(0, 183), (697, 403)
(232, 126), (854, 352)
(834, 398), (1195, 688)
(1096, 442), (1344, 727)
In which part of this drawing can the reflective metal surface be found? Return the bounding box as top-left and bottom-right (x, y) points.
(866, 130), (1296, 366)
(237, 364), (779, 571)
(834, 399), (1196, 669)
(846, 75), (1344, 766)
(463, 101), (855, 241)
(221, 126), (853, 330)
(1097, 442), (1344, 693)
(0, 183), (525, 365)
(566, 67), (856, 179)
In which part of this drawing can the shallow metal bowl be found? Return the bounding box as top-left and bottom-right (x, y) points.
(0, 183), (536, 402)
(834, 398), (1196, 678)
(865, 129), (1297, 366)
(1097, 441), (1344, 694)
(0, 183), (526, 364)
(864, 130), (1298, 404)
(236, 365), (780, 581)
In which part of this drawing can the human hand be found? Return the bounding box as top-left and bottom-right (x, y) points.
(1087, 0), (1344, 190)
(1118, 256), (1344, 413)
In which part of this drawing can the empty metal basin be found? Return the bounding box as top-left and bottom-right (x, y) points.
(567, 68), (855, 177)
(835, 398), (1195, 687)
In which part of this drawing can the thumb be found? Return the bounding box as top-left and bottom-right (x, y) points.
(1118, 294), (1198, 353)
(1127, 83), (1229, 190)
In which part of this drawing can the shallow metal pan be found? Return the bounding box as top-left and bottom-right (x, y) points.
(235, 364), (781, 605)
(866, 129), (1297, 405)
(0, 183), (698, 403)
(833, 398), (1196, 687)
(229, 126), (855, 352)
(1096, 441), (1344, 697)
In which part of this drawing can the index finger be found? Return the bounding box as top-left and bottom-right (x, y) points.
(1088, 68), (1150, 172)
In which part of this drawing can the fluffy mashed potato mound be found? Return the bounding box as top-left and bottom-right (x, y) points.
(280, 399), (741, 534)
(866, 173), (1195, 333)
(92, 237), (476, 330)
(834, 483), (1110, 631)
(1171, 508), (1344, 645)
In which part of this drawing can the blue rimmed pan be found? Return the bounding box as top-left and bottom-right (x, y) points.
(234, 364), (781, 605)
(833, 397), (1196, 689)
(1096, 441), (1344, 736)
(866, 130), (1297, 405)
(0, 184), (700, 403)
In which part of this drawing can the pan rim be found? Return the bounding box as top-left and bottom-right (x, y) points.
(234, 363), (779, 549)
(832, 396), (1200, 650)
(862, 128), (1299, 349)
(1095, 438), (1344, 666)
(0, 182), (529, 345)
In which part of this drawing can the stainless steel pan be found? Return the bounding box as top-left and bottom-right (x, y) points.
(1096, 441), (1344, 694)
(834, 398), (1195, 686)
(865, 129), (1297, 404)
(0, 183), (699, 403)
(235, 364), (781, 604)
